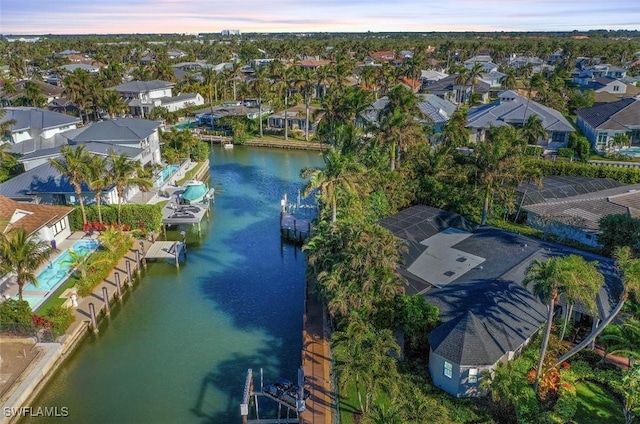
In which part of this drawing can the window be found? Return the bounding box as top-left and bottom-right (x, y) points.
(52, 218), (67, 236)
(597, 133), (609, 150)
(468, 368), (478, 383)
(613, 85), (620, 92)
(444, 361), (453, 378)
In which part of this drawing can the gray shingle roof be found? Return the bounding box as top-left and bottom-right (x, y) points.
(66, 118), (161, 143)
(381, 205), (622, 365)
(466, 91), (574, 132)
(428, 311), (507, 366)
(18, 142), (142, 162)
(361, 94), (456, 125)
(0, 107), (80, 132)
(110, 80), (174, 93)
(424, 74), (490, 94)
(576, 98), (637, 129)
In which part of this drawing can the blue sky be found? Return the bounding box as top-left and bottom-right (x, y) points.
(2, 0), (639, 34)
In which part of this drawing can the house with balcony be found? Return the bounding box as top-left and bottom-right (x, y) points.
(109, 80), (173, 117)
(576, 98), (640, 151)
(579, 76), (640, 103)
(466, 90), (574, 150)
(422, 74), (490, 106)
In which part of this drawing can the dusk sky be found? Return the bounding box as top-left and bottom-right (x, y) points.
(1, 0), (639, 35)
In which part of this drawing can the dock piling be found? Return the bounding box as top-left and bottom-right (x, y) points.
(115, 272), (122, 298)
(126, 260), (132, 285)
(135, 250), (141, 275)
(102, 287), (111, 316)
(89, 303), (98, 332)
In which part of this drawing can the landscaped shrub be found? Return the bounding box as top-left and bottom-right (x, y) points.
(69, 204), (162, 234)
(73, 237), (133, 297)
(0, 299), (32, 324)
(45, 306), (75, 337)
(528, 158), (640, 184)
(525, 145), (545, 157)
(557, 147), (575, 158)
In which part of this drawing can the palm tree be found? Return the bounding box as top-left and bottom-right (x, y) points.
(599, 319), (640, 367)
(295, 69), (316, 142)
(49, 145), (91, 226)
(64, 69), (94, 123)
(466, 62), (484, 105)
(472, 126), (525, 225)
(378, 85), (426, 170)
(63, 248), (111, 280)
(87, 155), (112, 224)
(100, 90), (128, 119)
(248, 66), (269, 137)
(454, 68), (469, 105)
(23, 81), (45, 107)
(271, 63), (295, 141)
(621, 364), (640, 424)
(300, 147), (366, 223)
(441, 107), (469, 147)
(502, 68), (518, 90)
(523, 255), (603, 392)
(0, 109), (16, 140)
(109, 151), (152, 224)
(555, 246), (640, 367)
(0, 227), (56, 301)
(520, 115), (548, 146)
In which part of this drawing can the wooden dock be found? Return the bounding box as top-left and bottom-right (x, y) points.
(280, 213), (312, 244)
(145, 241), (186, 267)
(244, 140), (328, 151)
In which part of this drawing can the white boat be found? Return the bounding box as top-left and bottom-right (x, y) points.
(180, 180), (214, 204)
(224, 142), (234, 149)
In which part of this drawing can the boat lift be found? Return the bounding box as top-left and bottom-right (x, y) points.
(241, 367), (306, 424)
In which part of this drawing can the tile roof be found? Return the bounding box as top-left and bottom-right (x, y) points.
(575, 98), (638, 129)
(0, 107), (80, 133)
(66, 118), (161, 143)
(466, 91), (574, 132)
(0, 195), (72, 236)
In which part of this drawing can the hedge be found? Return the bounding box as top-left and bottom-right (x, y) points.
(527, 158), (640, 184)
(69, 204), (163, 234)
(45, 306), (75, 337)
(73, 237), (134, 297)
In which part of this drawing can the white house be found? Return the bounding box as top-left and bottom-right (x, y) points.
(109, 80), (203, 117)
(0, 107), (81, 152)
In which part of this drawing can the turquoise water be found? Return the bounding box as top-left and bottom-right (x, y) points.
(20, 239), (100, 309)
(24, 146), (324, 423)
(154, 164), (180, 187)
(621, 147), (640, 157)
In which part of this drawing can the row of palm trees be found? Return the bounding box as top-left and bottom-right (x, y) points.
(49, 145), (151, 226)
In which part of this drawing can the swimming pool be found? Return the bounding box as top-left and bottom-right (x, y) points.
(154, 164), (180, 187)
(20, 239), (100, 310)
(620, 147), (640, 158)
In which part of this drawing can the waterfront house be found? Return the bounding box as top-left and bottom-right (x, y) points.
(0, 194), (73, 247)
(109, 80), (204, 117)
(576, 98), (640, 151)
(422, 74), (490, 106)
(267, 105), (322, 133)
(466, 90), (574, 149)
(379, 205), (621, 397)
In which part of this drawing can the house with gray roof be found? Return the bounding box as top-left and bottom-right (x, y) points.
(360, 94), (456, 139)
(379, 205), (621, 397)
(576, 98), (640, 151)
(109, 80), (173, 117)
(466, 90), (574, 150)
(422, 74), (490, 106)
(522, 183), (640, 247)
(62, 118), (162, 166)
(60, 63), (100, 73)
(0, 107), (80, 150)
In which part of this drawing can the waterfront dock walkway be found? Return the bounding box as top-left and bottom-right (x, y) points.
(301, 288), (333, 424)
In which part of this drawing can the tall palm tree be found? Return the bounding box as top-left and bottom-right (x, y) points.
(440, 107), (469, 147)
(23, 81), (45, 107)
(109, 151), (152, 224)
(300, 147), (366, 223)
(0, 227), (55, 301)
(87, 155), (112, 224)
(49, 145), (91, 226)
(295, 69), (316, 142)
(248, 66), (269, 138)
(555, 246), (640, 367)
(0, 109), (17, 140)
(63, 69), (93, 123)
(271, 63), (295, 141)
(454, 68), (469, 105)
(378, 85), (426, 170)
(502, 68), (518, 90)
(523, 255), (603, 392)
(466, 62), (484, 105)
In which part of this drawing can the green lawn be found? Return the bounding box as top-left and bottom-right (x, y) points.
(573, 381), (624, 424)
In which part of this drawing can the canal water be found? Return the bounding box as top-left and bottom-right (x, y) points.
(23, 146), (324, 424)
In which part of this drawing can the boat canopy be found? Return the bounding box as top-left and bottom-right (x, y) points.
(182, 182), (207, 203)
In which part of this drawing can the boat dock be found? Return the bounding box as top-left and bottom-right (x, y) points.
(280, 213), (312, 244)
(144, 241), (186, 267)
(161, 192), (213, 235)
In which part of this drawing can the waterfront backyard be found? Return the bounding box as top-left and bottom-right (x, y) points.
(22, 146), (324, 423)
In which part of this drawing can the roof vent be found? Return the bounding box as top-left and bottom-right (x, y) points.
(456, 257), (468, 263)
(443, 270), (456, 277)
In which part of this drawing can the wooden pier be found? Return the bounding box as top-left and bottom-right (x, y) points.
(145, 241), (186, 267)
(280, 213), (312, 244)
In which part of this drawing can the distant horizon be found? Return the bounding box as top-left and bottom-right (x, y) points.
(2, 0), (639, 36)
